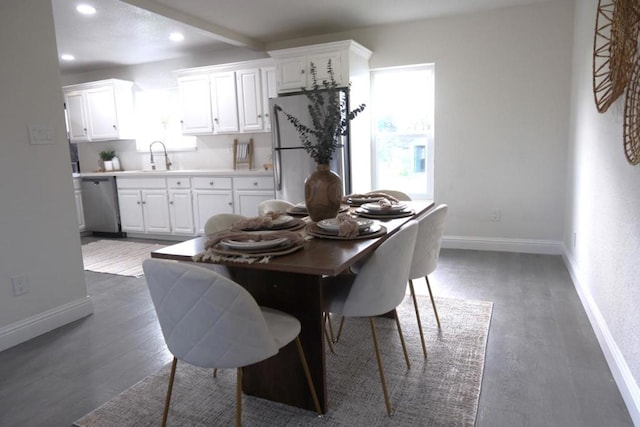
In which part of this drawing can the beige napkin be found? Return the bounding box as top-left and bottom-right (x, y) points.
(342, 192), (400, 204)
(231, 212), (282, 231)
(205, 230), (306, 251)
(336, 213), (360, 238)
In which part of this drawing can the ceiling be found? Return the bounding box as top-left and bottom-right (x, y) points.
(52, 0), (557, 74)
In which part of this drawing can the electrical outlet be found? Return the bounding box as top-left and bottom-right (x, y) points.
(11, 273), (29, 296)
(490, 208), (501, 222)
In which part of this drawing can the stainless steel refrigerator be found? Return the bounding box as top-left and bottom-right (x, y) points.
(269, 91), (351, 204)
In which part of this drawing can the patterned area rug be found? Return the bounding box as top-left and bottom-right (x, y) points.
(73, 295), (492, 426)
(81, 240), (168, 277)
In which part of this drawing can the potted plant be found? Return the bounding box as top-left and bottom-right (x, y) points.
(276, 60), (365, 220)
(99, 150), (116, 171)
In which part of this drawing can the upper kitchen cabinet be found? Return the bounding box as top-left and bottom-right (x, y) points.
(176, 59), (275, 135)
(268, 40), (372, 93)
(63, 79), (135, 142)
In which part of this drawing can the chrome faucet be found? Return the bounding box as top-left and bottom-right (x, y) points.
(149, 141), (172, 171)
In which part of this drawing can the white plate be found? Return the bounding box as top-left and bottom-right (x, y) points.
(349, 196), (383, 204)
(361, 202), (407, 212)
(221, 237), (288, 250)
(317, 218), (374, 232)
(272, 215), (294, 225)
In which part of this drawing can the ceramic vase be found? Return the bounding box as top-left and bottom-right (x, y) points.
(103, 160), (114, 171)
(304, 164), (343, 221)
(111, 156), (121, 171)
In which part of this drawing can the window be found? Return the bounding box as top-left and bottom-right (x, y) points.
(134, 88), (197, 152)
(371, 64), (434, 200)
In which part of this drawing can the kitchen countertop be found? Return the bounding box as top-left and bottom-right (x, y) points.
(75, 169), (273, 178)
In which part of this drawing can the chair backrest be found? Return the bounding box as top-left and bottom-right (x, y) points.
(203, 213), (245, 236)
(143, 259), (279, 369)
(341, 220), (418, 317)
(258, 199), (295, 216)
(410, 204), (448, 279)
(370, 189), (412, 201)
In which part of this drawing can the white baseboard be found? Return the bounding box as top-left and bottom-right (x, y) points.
(562, 246), (640, 426)
(0, 297), (93, 353)
(442, 235), (563, 255)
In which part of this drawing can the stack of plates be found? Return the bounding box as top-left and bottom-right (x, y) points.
(219, 237), (292, 252)
(317, 218), (374, 234)
(355, 202), (413, 218)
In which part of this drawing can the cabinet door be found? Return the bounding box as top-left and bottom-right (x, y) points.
(66, 92), (90, 142)
(277, 56), (307, 92)
(169, 189), (194, 235)
(192, 190), (234, 234)
(236, 68), (263, 132)
(118, 190), (145, 232)
(178, 75), (213, 134)
(261, 67), (277, 132)
(211, 71), (239, 133)
(308, 52), (343, 86)
(85, 86), (119, 140)
(141, 190), (171, 233)
(74, 190), (85, 230)
(233, 190), (274, 217)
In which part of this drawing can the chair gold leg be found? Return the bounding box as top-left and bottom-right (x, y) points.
(295, 337), (323, 415)
(335, 316), (345, 342)
(325, 312), (336, 342)
(162, 357), (178, 427)
(393, 309), (411, 369)
(322, 313), (335, 354)
(425, 276), (441, 329)
(369, 317), (393, 416)
(409, 279), (428, 358)
(236, 368), (242, 427)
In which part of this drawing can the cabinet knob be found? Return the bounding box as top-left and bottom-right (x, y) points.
(209, 181), (214, 186)
(137, 201), (141, 205)
(228, 202), (232, 206)
(112, 124), (117, 129)
(214, 118), (219, 122)
(170, 201), (174, 205)
(301, 69), (305, 74)
(176, 181), (181, 185)
(253, 182), (258, 186)
(264, 113), (269, 118)
(142, 201), (146, 205)
(257, 114), (262, 119)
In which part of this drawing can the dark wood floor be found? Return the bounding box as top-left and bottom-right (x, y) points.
(0, 241), (633, 426)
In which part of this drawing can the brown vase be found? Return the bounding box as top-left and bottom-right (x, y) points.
(304, 164), (343, 222)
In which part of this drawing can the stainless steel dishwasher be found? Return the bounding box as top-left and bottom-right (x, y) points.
(80, 176), (124, 236)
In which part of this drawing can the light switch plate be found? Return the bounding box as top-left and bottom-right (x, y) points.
(28, 125), (55, 145)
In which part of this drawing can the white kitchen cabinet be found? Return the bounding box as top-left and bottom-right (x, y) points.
(167, 177), (194, 235)
(63, 79), (135, 142)
(261, 66), (277, 132)
(178, 75), (213, 134)
(236, 68), (263, 132)
(268, 40), (372, 93)
(116, 177), (171, 234)
(210, 71), (239, 133)
(73, 179), (85, 231)
(191, 176), (234, 234)
(233, 176), (275, 217)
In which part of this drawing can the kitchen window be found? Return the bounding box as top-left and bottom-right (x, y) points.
(371, 64), (434, 200)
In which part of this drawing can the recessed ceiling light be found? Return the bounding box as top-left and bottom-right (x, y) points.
(169, 32), (184, 42)
(76, 4), (96, 15)
(61, 54), (75, 61)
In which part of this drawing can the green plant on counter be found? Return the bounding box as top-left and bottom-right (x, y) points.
(99, 150), (116, 161)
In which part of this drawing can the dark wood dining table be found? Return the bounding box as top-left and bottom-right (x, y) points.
(150, 200), (434, 413)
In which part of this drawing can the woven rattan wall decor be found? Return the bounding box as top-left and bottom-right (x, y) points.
(593, 0), (639, 113)
(624, 57), (640, 164)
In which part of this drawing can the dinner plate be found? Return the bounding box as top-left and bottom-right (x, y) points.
(361, 202), (407, 212)
(272, 215), (294, 225)
(348, 196), (384, 205)
(221, 237), (288, 250)
(317, 218), (374, 232)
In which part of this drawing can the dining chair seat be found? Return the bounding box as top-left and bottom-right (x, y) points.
(143, 259), (321, 427)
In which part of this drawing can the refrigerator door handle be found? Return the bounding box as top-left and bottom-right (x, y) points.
(272, 103), (283, 191)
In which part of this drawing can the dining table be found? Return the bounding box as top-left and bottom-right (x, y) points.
(150, 199), (434, 414)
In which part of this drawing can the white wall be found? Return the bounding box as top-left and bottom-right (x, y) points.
(0, 0), (92, 351)
(565, 1), (640, 423)
(268, 0), (574, 252)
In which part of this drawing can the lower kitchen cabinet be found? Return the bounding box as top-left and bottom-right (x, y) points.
(233, 176), (275, 216)
(192, 190), (234, 235)
(118, 189), (171, 234)
(73, 179), (85, 231)
(169, 189), (194, 234)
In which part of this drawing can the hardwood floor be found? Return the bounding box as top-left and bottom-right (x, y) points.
(0, 244), (633, 426)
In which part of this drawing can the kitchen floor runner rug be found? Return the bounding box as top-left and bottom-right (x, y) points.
(81, 240), (167, 277)
(74, 295), (493, 426)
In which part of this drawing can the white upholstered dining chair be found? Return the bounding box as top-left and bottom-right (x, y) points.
(203, 213), (245, 236)
(257, 199), (295, 216)
(409, 204), (448, 358)
(322, 220), (418, 416)
(143, 259), (321, 427)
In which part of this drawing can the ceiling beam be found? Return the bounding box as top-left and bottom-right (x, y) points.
(119, 0), (265, 51)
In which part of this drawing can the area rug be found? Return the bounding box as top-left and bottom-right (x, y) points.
(74, 295), (492, 426)
(81, 240), (168, 277)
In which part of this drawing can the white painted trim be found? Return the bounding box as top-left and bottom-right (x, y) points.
(0, 297), (93, 353)
(442, 235), (563, 255)
(562, 246), (640, 426)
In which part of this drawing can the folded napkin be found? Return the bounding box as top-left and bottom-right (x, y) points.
(342, 192), (400, 204)
(205, 230), (306, 251)
(336, 213), (360, 238)
(377, 198), (396, 211)
(231, 212), (282, 231)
